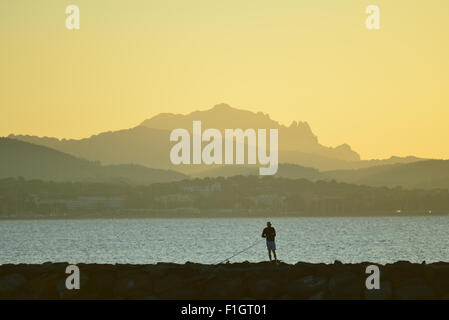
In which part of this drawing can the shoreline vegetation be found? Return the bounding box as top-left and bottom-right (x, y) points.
(1, 209), (448, 220)
(1, 175), (449, 220)
(1, 261), (448, 299)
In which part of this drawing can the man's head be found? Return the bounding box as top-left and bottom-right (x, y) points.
(267, 221), (272, 227)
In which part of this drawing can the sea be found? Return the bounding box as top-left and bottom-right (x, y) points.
(0, 216), (448, 265)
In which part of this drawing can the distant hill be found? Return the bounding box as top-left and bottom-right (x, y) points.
(0, 138), (186, 184)
(193, 163), (321, 180)
(9, 126), (171, 169)
(279, 152), (427, 171)
(324, 160), (449, 189)
(1, 137), (446, 189)
(141, 103), (360, 162)
(8, 104), (429, 172)
(357, 156), (426, 168)
(192, 160), (449, 189)
(9, 104), (362, 171)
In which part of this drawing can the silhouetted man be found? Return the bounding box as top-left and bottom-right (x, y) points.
(261, 221), (277, 263)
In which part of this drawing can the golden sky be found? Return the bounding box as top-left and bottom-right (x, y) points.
(1, 0), (448, 159)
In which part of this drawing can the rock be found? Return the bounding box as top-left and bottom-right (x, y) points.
(286, 275), (327, 298)
(435, 280), (449, 297)
(26, 272), (63, 299)
(308, 291), (326, 300)
(112, 272), (153, 299)
(0, 273), (26, 295)
(1, 261), (449, 299)
(394, 284), (436, 300)
(309, 263), (334, 278)
(153, 274), (185, 297)
(328, 272), (362, 299)
(143, 264), (171, 278)
(203, 278), (245, 299)
(85, 271), (115, 298)
(384, 262), (424, 286)
(364, 281), (392, 300)
(249, 279), (276, 299)
(429, 266), (449, 296)
(115, 274), (151, 290)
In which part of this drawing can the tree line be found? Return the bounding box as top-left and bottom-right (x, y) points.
(0, 176), (448, 217)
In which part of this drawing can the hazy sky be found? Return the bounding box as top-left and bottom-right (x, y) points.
(1, 1), (448, 159)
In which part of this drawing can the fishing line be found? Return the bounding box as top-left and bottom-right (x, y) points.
(217, 239), (261, 264)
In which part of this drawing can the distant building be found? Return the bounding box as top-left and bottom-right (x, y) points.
(249, 194), (287, 209)
(35, 197), (124, 210)
(182, 183), (221, 195)
(156, 194), (193, 208)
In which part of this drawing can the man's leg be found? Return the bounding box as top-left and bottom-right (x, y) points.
(268, 249), (272, 261)
(273, 249), (277, 262)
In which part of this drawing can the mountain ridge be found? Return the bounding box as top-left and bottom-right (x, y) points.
(7, 104), (428, 171)
(0, 138), (186, 184)
(140, 103), (360, 162)
(1, 138), (447, 189)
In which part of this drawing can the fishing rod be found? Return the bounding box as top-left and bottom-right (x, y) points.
(217, 239), (261, 265)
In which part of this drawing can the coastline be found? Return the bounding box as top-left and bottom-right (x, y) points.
(1, 210), (447, 221)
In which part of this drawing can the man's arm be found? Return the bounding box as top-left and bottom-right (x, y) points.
(261, 228), (266, 238)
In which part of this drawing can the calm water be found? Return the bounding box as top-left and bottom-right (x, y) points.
(0, 217), (448, 265)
